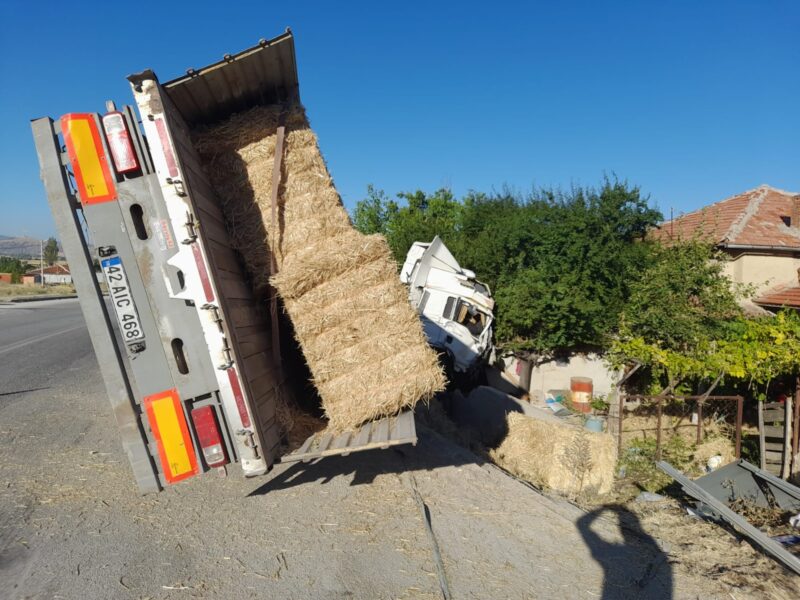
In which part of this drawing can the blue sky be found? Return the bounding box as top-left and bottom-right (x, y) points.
(1, 0), (798, 239)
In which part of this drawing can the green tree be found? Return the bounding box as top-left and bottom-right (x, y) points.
(352, 178), (662, 355)
(494, 180), (661, 354)
(43, 237), (59, 266)
(352, 185), (394, 236)
(0, 256), (25, 283)
(607, 240), (780, 394)
(619, 241), (746, 352)
(353, 186), (462, 264)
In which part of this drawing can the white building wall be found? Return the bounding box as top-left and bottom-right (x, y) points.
(500, 353), (621, 403)
(43, 274), (72, 285)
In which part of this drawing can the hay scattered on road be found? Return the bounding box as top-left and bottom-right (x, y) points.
(491, 412), (617, 498)
(193, 104), (445, 430)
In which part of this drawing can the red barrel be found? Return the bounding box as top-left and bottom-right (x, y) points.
(570, 377), (593, 414)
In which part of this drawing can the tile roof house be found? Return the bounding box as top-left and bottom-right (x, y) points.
(25, 263), (72, 285)
(653, 185), (800, 312)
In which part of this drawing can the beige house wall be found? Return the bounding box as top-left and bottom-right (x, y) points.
(723, 253), (800, 295)
(499, 353), (622, 402)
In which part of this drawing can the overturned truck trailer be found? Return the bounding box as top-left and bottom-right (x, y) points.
(31, 30), (425, 493)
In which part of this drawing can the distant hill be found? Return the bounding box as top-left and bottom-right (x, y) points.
(0, 236), (63, 259)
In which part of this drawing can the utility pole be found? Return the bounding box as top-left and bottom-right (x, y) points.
(40, 239), (44, 287)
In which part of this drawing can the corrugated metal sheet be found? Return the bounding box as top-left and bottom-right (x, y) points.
(161, 29), (300, 127)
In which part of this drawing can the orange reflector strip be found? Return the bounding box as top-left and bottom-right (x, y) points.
(61, 113), (116, 204)
(143, 389), (198, 484)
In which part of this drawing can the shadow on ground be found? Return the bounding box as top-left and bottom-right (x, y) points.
(578, 504), (673, 599)
(249, 426), (483, 495)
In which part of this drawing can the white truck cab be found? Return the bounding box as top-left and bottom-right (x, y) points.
(400, 237), (494, 373)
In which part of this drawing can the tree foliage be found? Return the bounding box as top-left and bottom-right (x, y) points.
(353, 178), (661, 354)
(0, 256), (25, 283)
(609, 241), (800, 396)
(619, 242), (747, 352)
(44, 237), (59, 266)
(610, 311), (800, 398)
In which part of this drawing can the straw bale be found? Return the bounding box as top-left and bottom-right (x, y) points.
(491, 412), (617, 498)
(193, 104), (445, 431)
(692, 436), (735, 472)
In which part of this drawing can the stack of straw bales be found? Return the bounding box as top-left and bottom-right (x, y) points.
(193, 104), (446, 431)
(491, 412), (617, 497)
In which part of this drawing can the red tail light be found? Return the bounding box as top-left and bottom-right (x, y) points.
(101, 111), (140, 173)
(190, 406), (228, 468)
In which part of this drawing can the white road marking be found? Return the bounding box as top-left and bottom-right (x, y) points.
(0, 324), (86, 356)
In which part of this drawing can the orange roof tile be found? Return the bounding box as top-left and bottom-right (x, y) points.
(754, 284), (800, 309)
(653, 185), (800, 249)
(25, 264), (70, 275)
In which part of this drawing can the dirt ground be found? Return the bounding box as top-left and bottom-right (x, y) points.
(1, 317), (798, 598)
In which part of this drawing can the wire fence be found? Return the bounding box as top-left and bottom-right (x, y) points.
(618, 394), (743, 460)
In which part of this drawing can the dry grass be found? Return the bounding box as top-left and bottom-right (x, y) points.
(0, 283), (75, 297)
(491, 412), (617, 498)
(627, 499), (799, 599)
(193, 104), (445, 431)
(692, 436), (736, 472)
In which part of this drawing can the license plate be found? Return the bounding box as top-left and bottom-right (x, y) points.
(101, 255), (145, 344)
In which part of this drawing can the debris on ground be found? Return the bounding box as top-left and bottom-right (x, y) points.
(626, 497), (799, 599)
(692, 436), (736, 473)
(193, 105), (445, 431)
(635, 491), (666, 503)
(729, 498), (798, 540)
(420, 389), (800, 598)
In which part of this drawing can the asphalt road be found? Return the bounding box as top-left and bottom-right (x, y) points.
(0, 299), (90, 400)
(0, 299), (769, 599)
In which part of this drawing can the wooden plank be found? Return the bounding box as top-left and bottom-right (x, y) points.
(331, 432), (351, 450)
(351, 423), (372, 449)
(783, 396), (793, 479)
(184, 178), (226, 224)
(237, 334), (271, 359)
(762, 409), (785, 422)
(226, 301), (267, 328)
(373, 419), (390, 448)
(242, 353), (273, 381)
(197, 209), (233, 246)
(316, 433), (333, 453)
(206, 239), (244, 274)
(765, 441), (786, 451)
(281, 411), (417, 463)
(296, 434), (315, 457)
(393, 412), (415, 441)
(216, 274), (253, 300)
(251, 385), (277, 412)
(759, 401), (767, 471)
(763, 425), (787, 439)
(766, 450), (785, 462)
